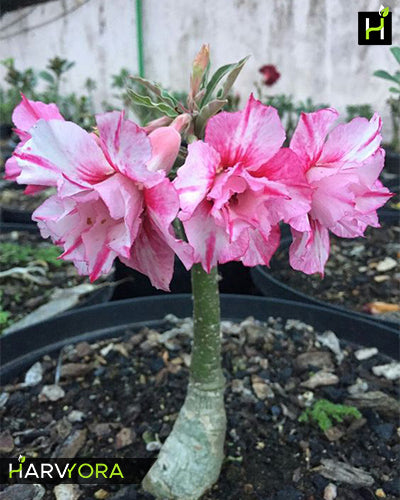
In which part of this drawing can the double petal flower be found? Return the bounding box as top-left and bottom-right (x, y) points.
(288, 109), (392, 275)
(10, 99), (191, 290)
(174, 95), (312, 272)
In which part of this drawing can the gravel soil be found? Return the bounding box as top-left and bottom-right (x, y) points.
(1, 314), (399, 500)
(267, 221), (400, 323)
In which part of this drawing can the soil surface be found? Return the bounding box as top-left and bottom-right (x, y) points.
(1, 315), (399, 499)
(0, 186), (54, 215)
(0, 229), (109, 334)
(268, 221), (400, 323)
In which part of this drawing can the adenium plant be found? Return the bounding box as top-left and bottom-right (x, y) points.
(5, 45), (392, 499)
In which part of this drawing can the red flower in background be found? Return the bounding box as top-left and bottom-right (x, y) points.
(259, 64), (280, 86)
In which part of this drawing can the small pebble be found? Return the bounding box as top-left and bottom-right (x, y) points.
(316, 331), (343, 364)
(376, 257), (397, 272)
(146, 441), (162, 451)
(115, 427), (134, 449)
(0, 430), (14, 453)
(24, 362), (43, 387)
(54, 484), (81, 500)
(323, 483), (337, 500)
(301, 371), (339, 389)
(354, 347), (378, 361)
(94, 489), (109, 499)
(39, 385), (65, 402)
(372, 363), (400, 381)
(375, 488), (386, 498)
(67, 410), (85, 423)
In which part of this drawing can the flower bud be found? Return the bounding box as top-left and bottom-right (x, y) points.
(143, 116), (173, 134)
(171, 113), (192, 135)
(190, 44), (210, 97)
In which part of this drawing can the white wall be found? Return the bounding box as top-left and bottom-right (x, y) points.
(1, 0), (399, 140)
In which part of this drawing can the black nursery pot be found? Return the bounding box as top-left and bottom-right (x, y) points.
(384, 149), (400, 178)
(113, 259), (259, 299)
(251, 217), (399, 328)
(1, 295), (398, 383)
(0, 124), (13, 140)
(0, 203), (33, 224)
(0, 223), (115, 329)
(0, 183), (37, 224)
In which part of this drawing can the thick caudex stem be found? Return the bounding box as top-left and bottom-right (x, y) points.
(142, 264), (226, 499)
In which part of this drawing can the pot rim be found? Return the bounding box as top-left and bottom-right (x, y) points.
(1, 294), (398, 383)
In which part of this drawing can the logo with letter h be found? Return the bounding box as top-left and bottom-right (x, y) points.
(358, 5), (392, 45)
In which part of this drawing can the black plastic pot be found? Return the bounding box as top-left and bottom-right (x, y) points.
(0, 183), (36, 224)
(0, 124), (13, 140)
(1, 204), (33, 224)
(377, 180), (399, 219)
(0, 295), (398, 383)
(251, 216), (399, 328)
(0, 223), (115, 330)
(384, 149), (400, 178)
(113, 259), (259, 299)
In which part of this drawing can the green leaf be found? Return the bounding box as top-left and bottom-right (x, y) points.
(195, 99), (228, 137)
(389, 87), (400, 93)
(391, 47), (400, 65)
(202, 56), (249, 106)
(126, 89), (178, 118)
(217, 56), (249, 100)
(39, 71), (55, 84)
(373, 70), (399, 83)
(129, 76), (178, 108)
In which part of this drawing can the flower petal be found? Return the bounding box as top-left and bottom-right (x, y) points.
(174, 141), (220, 220)
(147, 126), (181, 173)
(96, 111), (160, 186)
(15, 119), (113, 190)
(290, 108), (338, 168)
(12, 94), (64, 132)
(121, 218), (176, 291)
(289, 219), (330, 275)
(289, 219), (330, 276)
(318, 113), (382, 166)
(181, 200), (248, 272)
(241, 225), (280, 267)
(205, 94), (285, 170)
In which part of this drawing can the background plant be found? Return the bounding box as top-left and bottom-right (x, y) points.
(39, 57), (96, 130)
(106, 66), (241, 127)
(0, 57), (96, 130)
(257, 91), (329, 143)
(0, 58), (38, 125)
(345, 104), (373, 122)
(374, 46), (400, 153)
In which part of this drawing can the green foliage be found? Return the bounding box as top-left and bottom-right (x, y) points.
(0, 291), (10, 329)
(299, 399), (362, 432)
(38, 57), (95, 130)
(0, 242), (64, 268)
(0, 56), (95, 130)
(261, 93), (329, 142)
(0, 58), (38, 124)
(374, 46), (400, 152)
(115, 54), (244, 128)
(0, 310), (10, 328)
(346, 104), (373, 121)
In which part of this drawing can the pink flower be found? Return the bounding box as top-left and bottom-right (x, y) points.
(12, 109), (191, 290)
(174, 95), (312, 272)
(259, 65), (280, 86)
(288, 109), (392, 275)
(5, 94), (64, 194)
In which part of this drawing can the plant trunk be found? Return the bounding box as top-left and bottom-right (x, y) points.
(142, 264), (226, 499)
